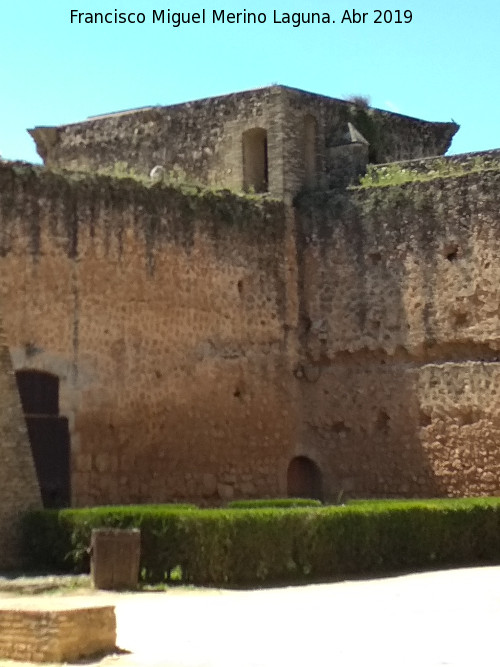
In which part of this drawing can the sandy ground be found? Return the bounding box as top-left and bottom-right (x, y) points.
(2, 566), (500, 667)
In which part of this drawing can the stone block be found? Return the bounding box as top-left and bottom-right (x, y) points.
(0, 600), (116, 662)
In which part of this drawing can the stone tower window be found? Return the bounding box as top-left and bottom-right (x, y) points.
(303, 114), (317, 187)
(242, 128), (269, 193)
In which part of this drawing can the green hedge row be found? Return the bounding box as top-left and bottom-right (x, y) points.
(21, 504), (196, 574)
(22, 498), (500, 586)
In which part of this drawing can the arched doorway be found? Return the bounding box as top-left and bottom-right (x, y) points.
(287, 456), (322, 500)
(15, 370), (70, 508)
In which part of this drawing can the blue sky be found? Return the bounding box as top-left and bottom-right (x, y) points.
(2, 0), (499, 163)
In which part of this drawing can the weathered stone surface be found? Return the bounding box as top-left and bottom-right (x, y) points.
(0, 601), (116, 662)
(29, 86), (457, 199)
(0, 314), (41, 568)
(295, 168), (500, 498)
(0, 101), (498, 507)
(0, 162), (295, 507)
(217, 483), (235, 500)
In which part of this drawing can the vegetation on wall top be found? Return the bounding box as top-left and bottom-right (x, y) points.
(0, 161), (285, 266)
(358, 156), (500, 189)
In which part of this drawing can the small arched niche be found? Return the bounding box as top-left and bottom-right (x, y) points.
(242, 128), (269, 193)
(303, 114), (317, 187)
(287, 455), (323, 500)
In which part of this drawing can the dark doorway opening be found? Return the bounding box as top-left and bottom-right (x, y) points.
(287, 456), (323, 500)
(15, 370), (70, 508)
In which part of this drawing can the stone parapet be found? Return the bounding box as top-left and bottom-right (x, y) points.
(370, 148), (500, 177)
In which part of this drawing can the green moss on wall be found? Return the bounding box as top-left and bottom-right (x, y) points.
(0, 162), (286, 267)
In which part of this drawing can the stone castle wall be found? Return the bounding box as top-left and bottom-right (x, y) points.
(0, 162), (298, 506)
(2, 159), (500, 505)
(295, 169), (500, 497)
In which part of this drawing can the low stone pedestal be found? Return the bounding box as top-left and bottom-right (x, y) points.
(0, 599), (116, 662)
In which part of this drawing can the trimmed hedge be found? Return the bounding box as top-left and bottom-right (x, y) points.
(22, 498), (500, 586)
(21, 504), (196, 576)
(227, 498), (322, 509)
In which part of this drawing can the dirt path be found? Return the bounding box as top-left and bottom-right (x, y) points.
(2, 566), (500, 666)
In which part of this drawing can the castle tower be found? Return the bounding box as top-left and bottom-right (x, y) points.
(29, 85), (458, 200)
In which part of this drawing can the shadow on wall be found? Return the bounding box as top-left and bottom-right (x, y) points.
(15, 370), (70, 508)
(293, 191), (448, 500)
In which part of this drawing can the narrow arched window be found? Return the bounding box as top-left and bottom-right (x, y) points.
(242, 128), (269, 193)
(303, 114), (317, 187)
